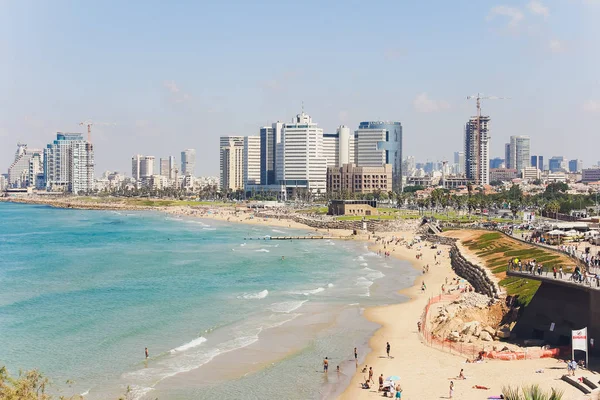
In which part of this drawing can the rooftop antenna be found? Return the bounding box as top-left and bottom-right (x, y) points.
(301, 100), (304, 113)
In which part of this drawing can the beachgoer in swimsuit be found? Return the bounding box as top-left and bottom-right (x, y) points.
(396, 383), (402, 399)
(369, 367), (374, 383)
(145, 347), (149, 359)
(449, 381), (454, 398)
(386, 342), (391, 358)
(354, 347), (358, 361)
(323, 357), (329, 373)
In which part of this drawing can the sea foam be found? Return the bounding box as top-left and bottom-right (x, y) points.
(169, 337), (207, 354)
(238, 290), (269, 300)
(268, 300), (308, 313)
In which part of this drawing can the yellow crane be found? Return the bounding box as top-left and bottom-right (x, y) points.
(466, 94), (510, 185)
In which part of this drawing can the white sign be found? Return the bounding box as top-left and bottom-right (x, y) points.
(572, 327), (589, 367)
(572, 328), (588, 352)
(550, 322), (555, 332)
(523, 212), (535, 222)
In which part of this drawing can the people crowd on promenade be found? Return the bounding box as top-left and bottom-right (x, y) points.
(508, 258), (600, 287)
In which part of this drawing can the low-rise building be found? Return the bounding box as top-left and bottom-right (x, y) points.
(328, 199), (378, 216)
(583, 168), (600, 183)
(490, 168), (518, 182)
(521, 167), (541, 181)
(327, 163), (392, 195)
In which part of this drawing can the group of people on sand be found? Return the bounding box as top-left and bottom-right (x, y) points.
(359, 342), (403, 398)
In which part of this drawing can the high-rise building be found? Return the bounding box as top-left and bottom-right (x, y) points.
(354, 121), (403, 191)
(160, 156), (175, 179)
(259, 122), (283, 185)
(322, 125), (355, 168)
(504, 143), (511, 169)
(568, 159), (583, 173)
(464, 115), (490, 185)
(489, 157), (505, 169)
(220, 136), (244, 191)
(181, 149), (196, 177)
(509, 136), (531, 172)
(243, 136), (261, 188)
(403, 156), (416, 176)
(44, 133), (94, 193)
(453, 151), (465, 175)
(276, 111), (327, 195)
(531, 155), (540, 169)
(131, 155), (155, 182)
(549, 156), (566, 173)
(7, 143), (44, 188)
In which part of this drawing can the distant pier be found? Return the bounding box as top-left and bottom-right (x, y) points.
(244, 236), (330, 240)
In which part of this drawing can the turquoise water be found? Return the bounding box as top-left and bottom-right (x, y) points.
(0, 202), (417, 399)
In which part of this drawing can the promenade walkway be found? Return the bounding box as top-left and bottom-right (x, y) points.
(507, 264), (600, 291)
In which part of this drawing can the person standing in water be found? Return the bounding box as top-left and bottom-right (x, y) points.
(323, 357), (329, 373)
(145, 347), (149, 359)
(354, 347), (358, 362)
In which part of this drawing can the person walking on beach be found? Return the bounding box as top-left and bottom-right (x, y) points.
(354, 347), (358, 362)
(369, 366), (374, 384)
(323, 357), (329, 373)
(386, 342), (391, 358)
(395, 383), (402, 399)
(449, 381), (454, 398)
(145, 347), (149, 359)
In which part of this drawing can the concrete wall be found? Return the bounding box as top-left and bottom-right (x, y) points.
(512, 280), (600, 356)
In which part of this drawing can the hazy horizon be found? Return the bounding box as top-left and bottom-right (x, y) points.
(1, 0), (599, 176)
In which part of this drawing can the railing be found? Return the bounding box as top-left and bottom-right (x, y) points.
(507, 264), (600, 290)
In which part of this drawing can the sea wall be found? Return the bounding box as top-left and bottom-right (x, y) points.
(449, 244), (500, 299)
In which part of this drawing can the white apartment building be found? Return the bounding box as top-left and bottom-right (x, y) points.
(322, 125), (354, 168)
(45, 133), (94, 193)
(522, 166), (541, 181)
(181, 149), (196, 176)
(131, 155), (155, 184)
(220, 136), (244, 191)
(276, 111), (327, 195)
(244, 136), (261, 187)
(464, 116), (490, 185)
(8, 143), (44, 188)
(160, 156), (175, 180)
(354, 127), (387, 167)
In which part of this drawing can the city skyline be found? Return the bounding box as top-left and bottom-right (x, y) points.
(1, 1), (599, 175)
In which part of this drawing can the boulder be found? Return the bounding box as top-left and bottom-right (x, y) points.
(448, 331), (460, 342)
(461, 321), (480, 335)
(480, 331), (493, 342)
(496, 327), (511, 339)
(483, 326), (496, 335)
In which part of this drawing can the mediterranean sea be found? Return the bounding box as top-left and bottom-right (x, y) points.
(0, 202), (417, 399)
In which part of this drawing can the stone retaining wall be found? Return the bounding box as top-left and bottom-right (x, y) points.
(253, 212), (416, 232)
(449, 244), (500, 299)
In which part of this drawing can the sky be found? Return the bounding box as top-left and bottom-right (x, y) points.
(1, 0), (599, 176)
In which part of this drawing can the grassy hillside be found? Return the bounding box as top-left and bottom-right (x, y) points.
(459, 231), (574, 307)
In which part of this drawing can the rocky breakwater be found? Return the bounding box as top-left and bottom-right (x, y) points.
(449, 244), (501, 299)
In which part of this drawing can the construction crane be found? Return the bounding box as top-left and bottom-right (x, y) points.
(466, 94), (509, 185)
(78, 120), (116, 144)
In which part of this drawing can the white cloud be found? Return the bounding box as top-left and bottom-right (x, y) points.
(583, 100), (600, 113)
(487, 6), (525, 27)
(413, 93), (450, 113)
(527, 1), (549, 17)
(163, 80), (191, 103)
(548, 39), (566, 53)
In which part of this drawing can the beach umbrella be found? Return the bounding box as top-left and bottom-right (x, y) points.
(385, 375), (400, 381)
